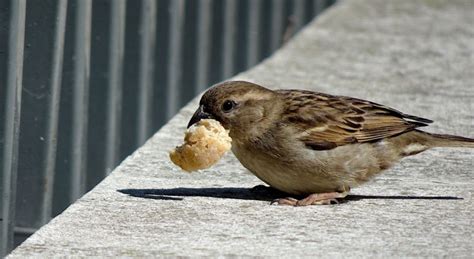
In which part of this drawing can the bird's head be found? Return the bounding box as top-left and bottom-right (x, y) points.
(188, 81), (279, 140)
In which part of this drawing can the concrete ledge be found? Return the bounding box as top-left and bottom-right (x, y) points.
(9, 0), (474, 257)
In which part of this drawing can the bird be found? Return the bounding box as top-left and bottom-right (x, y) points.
(187, 80), (474, 206)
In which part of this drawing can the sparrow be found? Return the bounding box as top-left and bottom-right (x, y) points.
(187, 81), (474, 206)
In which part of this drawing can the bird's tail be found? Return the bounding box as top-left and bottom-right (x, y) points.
(418, 130), (474, 148)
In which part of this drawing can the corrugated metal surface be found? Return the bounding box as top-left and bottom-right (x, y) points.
(1, 0), (26, 254)
(0, 0), (335, 255)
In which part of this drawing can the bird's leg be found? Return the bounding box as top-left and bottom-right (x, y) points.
(271, 197), (299, 205)
(296, 192), (348, 206)
(272, 192), (348, 206)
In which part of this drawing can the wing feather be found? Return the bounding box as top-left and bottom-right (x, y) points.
(278, 90), (432, 150)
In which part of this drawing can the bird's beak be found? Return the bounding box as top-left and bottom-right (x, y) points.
(187, 105), (214, 128)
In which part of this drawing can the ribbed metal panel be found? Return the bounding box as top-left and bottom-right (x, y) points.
(137, 0), (156, 145)
(270, 0), (285, 52)
(70, 0), (92, 202)
(246, 0), (263, 68)
(41, 0), (68, 225)
(105, 0), (126, 174)
(166, 0), (185, 120)
(0, 0), (335, 255)
(293, 0), (305, 32)
(195, 0), (213, 94)
(1, 0), (26, 255)
(222, 0), (237, 79)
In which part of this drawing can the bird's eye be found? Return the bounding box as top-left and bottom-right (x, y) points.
(221, 100), (236, 112)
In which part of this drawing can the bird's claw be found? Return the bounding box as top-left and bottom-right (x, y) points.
(298, 198), (339, 206)
(271, 192), (347, 206)
(271, 197), (298, 206)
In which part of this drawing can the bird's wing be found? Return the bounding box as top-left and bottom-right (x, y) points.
(278, 90), (433, 150)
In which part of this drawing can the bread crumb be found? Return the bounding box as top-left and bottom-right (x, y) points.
(169, 119), (232, 172)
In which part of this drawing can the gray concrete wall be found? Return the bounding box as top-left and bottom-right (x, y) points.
(8, 0), (474, 257)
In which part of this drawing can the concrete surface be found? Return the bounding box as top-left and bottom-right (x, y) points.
(9, 0), (474, 257)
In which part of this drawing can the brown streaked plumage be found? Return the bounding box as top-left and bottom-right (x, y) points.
(188, 80), (474, 206)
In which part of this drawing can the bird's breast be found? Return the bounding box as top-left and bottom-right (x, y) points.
(231, 138), (397, 195)
(230, 139), (342, 194)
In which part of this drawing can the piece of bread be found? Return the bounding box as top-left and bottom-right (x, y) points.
(169, 119), (232, 172)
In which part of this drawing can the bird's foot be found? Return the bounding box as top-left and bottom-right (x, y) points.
(271, 192), (348, 206)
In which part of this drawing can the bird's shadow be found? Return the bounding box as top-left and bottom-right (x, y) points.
(117, 185), (463, 203)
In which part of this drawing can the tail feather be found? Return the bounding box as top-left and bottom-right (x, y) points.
(421, 131), (474, 148)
